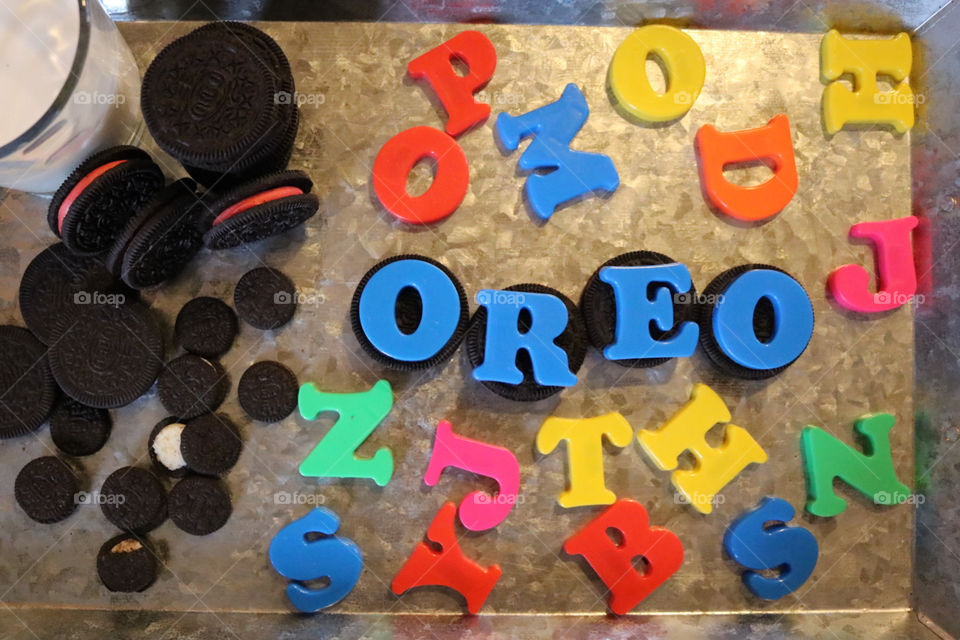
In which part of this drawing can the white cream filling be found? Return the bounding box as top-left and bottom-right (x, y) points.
(152, 422), (186, 471)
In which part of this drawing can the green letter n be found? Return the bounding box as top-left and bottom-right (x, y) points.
(801, 412), (908, 517)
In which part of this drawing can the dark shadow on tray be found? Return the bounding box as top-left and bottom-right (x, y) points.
(688, 348), (778, 397)
(578, 350), (680, 389)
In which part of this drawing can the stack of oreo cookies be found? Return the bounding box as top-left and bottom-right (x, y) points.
(43, 21), (318, 268)
(142, 22), (299, 189)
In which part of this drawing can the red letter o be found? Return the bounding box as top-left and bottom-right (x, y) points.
(372, 126), (469, 224)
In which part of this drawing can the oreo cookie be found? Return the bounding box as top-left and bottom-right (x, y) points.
(580, 251), (697, 368)
(464, 284), (588, 402)
(49, 397), (112, 456)
(350, 255), (469, 371)
(179, 413), (242, 477)
(698, 264), (814, 380)
(175, 297), (238, 358)
(105, 179), (205, 289)
(238, 360), (298, 422)
(14, 456), (81, 524)
(193, 22), (295, 101)
(201, 171), (319, 250)
(157, 354), (229, 420)
(234, 267), (297, 330)
(185, 22), (299, 187)
(19, 243), (126, 345)
(142, 24), (298, 187)
(100, 466), (167, 533)
(48, 301), (163, 408)
(0, 326), (58, 438)
(47, 146), (165, 255)
(97, 534), (158, 592)
(148, 417), (189, 478)
(181, 107), (300, 189)
(168, 476), (232, 536)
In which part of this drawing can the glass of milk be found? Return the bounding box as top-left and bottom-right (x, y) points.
(0, 0), (143, 194)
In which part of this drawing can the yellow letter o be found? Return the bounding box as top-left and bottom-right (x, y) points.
(609, 25), (706, 123)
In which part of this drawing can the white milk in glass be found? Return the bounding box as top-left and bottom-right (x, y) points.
(0, 0), (142, 194)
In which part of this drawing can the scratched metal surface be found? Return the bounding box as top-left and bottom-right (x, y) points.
(0, 21), (915, 623)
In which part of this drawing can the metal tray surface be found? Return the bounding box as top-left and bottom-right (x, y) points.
(0, 19), (934, 639)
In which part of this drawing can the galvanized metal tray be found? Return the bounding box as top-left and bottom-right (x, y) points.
(1, 15), (957, 639)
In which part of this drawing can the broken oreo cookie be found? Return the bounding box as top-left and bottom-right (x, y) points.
(148, 417), (189, 478)
(97, 534), (158, 592)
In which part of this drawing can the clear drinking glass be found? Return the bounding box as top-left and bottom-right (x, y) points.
(0, 0), (143, 194)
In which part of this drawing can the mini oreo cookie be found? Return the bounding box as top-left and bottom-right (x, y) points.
(148, 417), (189, 478)
(464, 284), (587, 402)
(580, 251), (697, 368)
(97, 534), (158, 592)
(180, 413), (242, 476)
(106, 179), (205, 289)
(49, 397), (111, 456)
(14, 456), (81, 524)
(19, 243), (126, 345)
(234, 267), (297, 330)
(100, 466), (167, 533)
(48, 301), (163, 409)
(201, 171), (319, 250)
(168, 476), (232, 535)
(157, 354), (229, 419)
(350, 255), (469, 370)
(698, 264), (814, 380)
(238, 360), (298, 422)
(0, 326), (58, 438)
(175, 297), (238, 357)
(48, 146), (164, 255)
